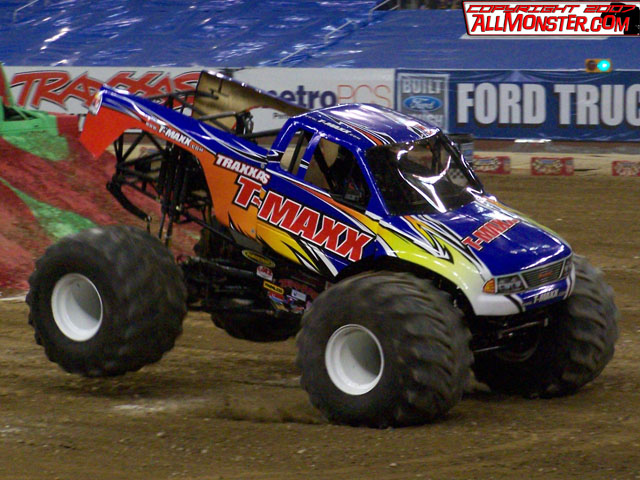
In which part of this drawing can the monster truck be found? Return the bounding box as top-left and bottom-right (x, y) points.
(26, 71), (618, 427)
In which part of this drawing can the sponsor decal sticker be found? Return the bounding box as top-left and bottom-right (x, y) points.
(526, 288), (561, 306)
(215, 154), (271, 185)
(279, 278), (320, 300)
(215, 154), (271, 210)
(157, 124), (203, 151)
(256, 265), (274, 281)
(263, 280), (285, 296)
(462, 218), (520, 251)
(315, 116), (360, 139)
(268, 292), (288, 310)
(537, 269), (556, 282)
(257, 191), (373, 262)
(242, 250), (276, 268)
(289, 289), (307, 302)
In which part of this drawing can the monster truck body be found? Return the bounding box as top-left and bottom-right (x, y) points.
(82, 74), (572, 319)
(27, 71), (617, 427)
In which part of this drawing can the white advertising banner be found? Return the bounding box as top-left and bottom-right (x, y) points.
(235, 68), (394, 130)
(3, 66), (395, 127)
(3, 66), (204, 114)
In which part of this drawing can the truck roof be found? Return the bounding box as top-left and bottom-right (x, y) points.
(296, 103), (442, 150)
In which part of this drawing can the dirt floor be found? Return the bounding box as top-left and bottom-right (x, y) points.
(1, 173), (639, 480)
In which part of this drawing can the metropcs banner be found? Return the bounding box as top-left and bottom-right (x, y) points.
(4, 66), (640, 141)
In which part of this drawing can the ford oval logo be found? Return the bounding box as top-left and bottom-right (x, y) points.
(403, 95), (442, 112)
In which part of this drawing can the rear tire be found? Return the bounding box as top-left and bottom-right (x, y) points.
(26, 225), (187, 377)
(472, 255), (618, 397)
(211, 305), (300, 342)
(296, 272), (472, 427)
(194, 228), (301, 342)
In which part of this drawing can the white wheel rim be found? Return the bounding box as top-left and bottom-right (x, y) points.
(51, 273), (103, 342)
(325, 324), (384, 396)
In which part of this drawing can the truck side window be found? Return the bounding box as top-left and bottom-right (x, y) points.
(280, 130), (311, 175)
(304, 139), (370, 211)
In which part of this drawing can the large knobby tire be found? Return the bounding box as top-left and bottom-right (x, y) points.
(212, 308), (301, 342)
(472, 255), (619, 397)
(296, 272), (472, 427)
(26, 225), (187, 377)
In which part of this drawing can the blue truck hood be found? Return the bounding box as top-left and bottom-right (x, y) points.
(409, 200), (571, 276)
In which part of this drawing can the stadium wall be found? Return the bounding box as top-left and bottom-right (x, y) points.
(5, 66), (640, 142)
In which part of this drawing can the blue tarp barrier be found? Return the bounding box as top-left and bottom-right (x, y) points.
(0, 0), (376, 67)
(300, 11), (638, 70)
(3, 1), (638, 140)
(1, 2), (636, 69)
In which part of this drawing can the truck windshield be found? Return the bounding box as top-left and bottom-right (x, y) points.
(365, 134), (482, 215)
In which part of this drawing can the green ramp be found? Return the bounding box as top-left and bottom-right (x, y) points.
(0, 177), (96, 240)
(0, 63), (69, 161)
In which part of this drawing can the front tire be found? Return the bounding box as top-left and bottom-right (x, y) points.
(296, 272), (472, 427)
(472, 255), (619, 397)
(26, 225), (187, 377)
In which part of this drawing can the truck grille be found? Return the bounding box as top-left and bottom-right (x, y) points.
(522, 260), (565, 288)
